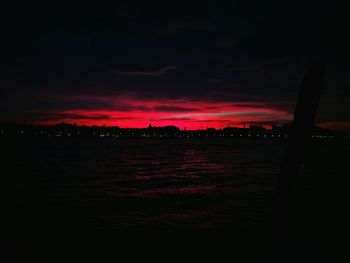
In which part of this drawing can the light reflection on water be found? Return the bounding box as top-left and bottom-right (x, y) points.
(13, 138), (290, 230)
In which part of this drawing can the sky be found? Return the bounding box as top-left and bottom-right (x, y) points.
(1, 1), (348, 130)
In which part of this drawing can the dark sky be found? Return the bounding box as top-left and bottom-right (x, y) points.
(1, 1), (347, 130)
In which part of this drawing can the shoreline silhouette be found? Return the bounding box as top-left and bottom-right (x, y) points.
(0, 121), (337, 139)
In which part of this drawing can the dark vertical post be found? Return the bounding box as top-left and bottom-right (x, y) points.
(272, 63), (325, 236)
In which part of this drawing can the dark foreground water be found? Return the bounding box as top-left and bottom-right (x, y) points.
(5, 138), (344, 261)
(8, 138), (285, 230)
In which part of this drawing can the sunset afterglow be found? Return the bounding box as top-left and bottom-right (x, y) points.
(35, 96), (292, 129)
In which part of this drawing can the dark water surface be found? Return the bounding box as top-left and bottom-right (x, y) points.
(9, 139), (285, 230)
(7, 138), (342, 230)
(5, 137), (344, 261)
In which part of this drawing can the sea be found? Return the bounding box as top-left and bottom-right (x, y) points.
(5, 137), (344, 261)
(7, 137), (342, 229)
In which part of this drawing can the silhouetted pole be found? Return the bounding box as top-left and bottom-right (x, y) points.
(272, 63), (324, 236)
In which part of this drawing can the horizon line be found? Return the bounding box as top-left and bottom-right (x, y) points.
(1, 120), (335, 132)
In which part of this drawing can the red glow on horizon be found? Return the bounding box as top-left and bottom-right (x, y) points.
(36, 96), (293, 129)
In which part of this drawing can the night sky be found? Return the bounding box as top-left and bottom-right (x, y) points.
(1, 1), (347, 130)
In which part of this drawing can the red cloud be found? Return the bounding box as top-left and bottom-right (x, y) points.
(37, 96), (293, 129)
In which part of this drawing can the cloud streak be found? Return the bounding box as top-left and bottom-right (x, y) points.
(26, 96), (292, 129)
(109, 66), (177, 76)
